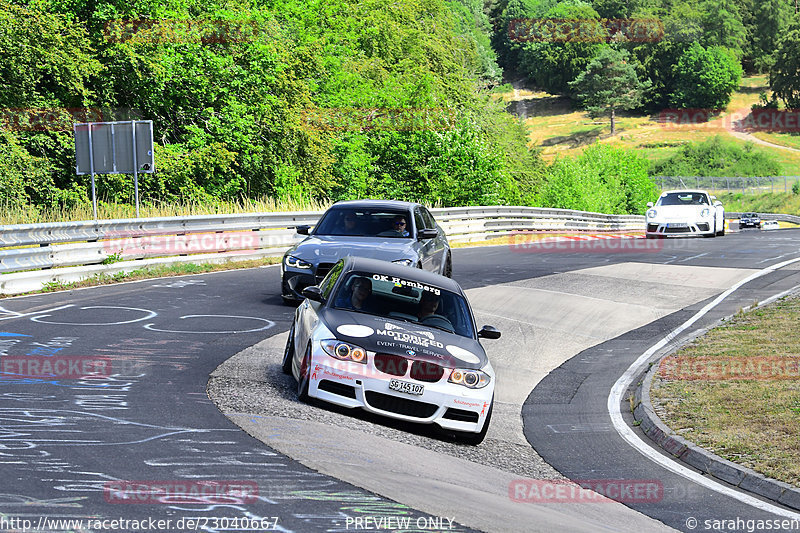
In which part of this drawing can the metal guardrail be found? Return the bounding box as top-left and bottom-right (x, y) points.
(0, 206), (674, 295)
(726, 212), (800, 225)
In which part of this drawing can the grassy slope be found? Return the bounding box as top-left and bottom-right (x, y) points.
(499, 75), (800, 175)
(651, 295), (800, 486)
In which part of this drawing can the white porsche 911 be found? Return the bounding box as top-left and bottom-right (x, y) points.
(282, 256), (500, 444)
(645, 190), (725, 238)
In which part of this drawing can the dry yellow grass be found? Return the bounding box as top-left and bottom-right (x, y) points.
(510, 75), (800, 172)
(651, 295), (800, 486)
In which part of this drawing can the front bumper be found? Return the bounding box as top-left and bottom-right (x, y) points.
(281, 261), (339, 301)
(646, 220), (713, 237)
(306, 351), (493, 434)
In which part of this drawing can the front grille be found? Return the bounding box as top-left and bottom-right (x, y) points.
(410, 361), (444, 382)
(374, 353), (408, 376)
(364, 391), (438, 418)
(318, 380), (356, 399)
(443, 408), (479, 423)
(665, 226), (691, 234)
(647, 224), (659, 232)
(697, 223), (710, 231)
(315, 262), (336, 282)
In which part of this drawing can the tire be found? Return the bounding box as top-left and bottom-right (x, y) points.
(297, 343), (312, 402)
(443, 253), (452, 278)
(704, 220), (716, 238)
(281, 324), (295, 375)
(457, 399), (493, 446)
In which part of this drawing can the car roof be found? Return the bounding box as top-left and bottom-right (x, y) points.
(342, 256), (463, 294)
(329, 199), (422, 211)
(660, 189), (711, 195)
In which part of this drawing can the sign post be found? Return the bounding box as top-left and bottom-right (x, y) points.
(74, 120), (154, 220)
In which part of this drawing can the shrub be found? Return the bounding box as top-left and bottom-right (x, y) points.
(651, 136), (781, 177)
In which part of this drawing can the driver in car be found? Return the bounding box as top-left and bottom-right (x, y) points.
(417, 291), (440, 320)
(341, 276), (377, 313)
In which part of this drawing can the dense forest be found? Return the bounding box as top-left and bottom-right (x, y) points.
(0, 0), (797, 216)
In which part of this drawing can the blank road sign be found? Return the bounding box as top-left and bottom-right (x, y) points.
(75, 121), (154, 175)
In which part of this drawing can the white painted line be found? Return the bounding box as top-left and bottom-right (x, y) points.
(608, 256), (800, 519)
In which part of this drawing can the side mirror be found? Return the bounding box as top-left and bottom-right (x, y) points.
(646, 202), (654, 208)
(301, 286), (325, 303)
(296, 225), (310, 235)
(417, 228), (438, 240)
(477, 325), (501, 339)
(714, 201), (722, 207)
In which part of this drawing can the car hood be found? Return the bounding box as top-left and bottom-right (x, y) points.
(650, 205), (711, 219)
(288, 236), (417, 263)
(319, 308), (488, 370)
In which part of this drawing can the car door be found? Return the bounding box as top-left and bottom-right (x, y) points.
(421, 207), (447, 273)
(413, 208), (436, 271)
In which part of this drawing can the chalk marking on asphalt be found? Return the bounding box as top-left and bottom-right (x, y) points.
(608, 256), (800, 520)
(30, 306), (157, 326)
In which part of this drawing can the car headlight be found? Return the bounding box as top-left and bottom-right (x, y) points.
(701, 208), (710, 218)
(285, 255), (312, 269)
(321, 340), (367, 363)
(647, 209), (657, 219)
(392, 259), (414, 267)
(448, 368), (491, 389)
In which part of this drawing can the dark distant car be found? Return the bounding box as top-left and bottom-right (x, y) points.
(281, 200), (451, 303)
(282, 256), (500, 444)
(739, 212), (761, 229)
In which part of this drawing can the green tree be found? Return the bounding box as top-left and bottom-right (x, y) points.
(569, 47), (650, 135)
(518, 1), (606, 94)
(671, 43), (742, 109)
(770, 21), (800, 109)
(749, 0), (792, 72)
(700, 0), (746, 57)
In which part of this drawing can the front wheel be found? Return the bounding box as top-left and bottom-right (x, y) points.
(443, 253), (452, 278)
(297, 343), (312, 402)
(281, 324), (295, 375)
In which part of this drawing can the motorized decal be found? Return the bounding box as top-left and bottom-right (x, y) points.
(376, 322), (444, 348)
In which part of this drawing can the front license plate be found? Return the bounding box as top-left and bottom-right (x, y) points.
(667, 223), (688, 228)
(389, 379), (424, 396)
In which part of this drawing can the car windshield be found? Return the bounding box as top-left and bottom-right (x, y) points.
(332, 271), (475, 338)
(656, 192), (709, 206)
(313, 208), (412, 238)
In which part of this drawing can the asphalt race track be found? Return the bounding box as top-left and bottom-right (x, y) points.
(1, 227), (800, 533)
